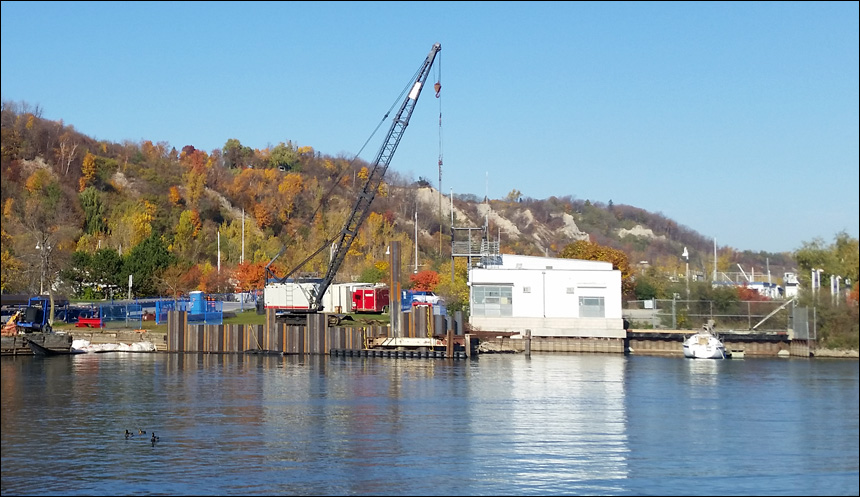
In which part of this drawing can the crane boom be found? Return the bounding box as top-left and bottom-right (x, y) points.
(266, 43), (441, 318)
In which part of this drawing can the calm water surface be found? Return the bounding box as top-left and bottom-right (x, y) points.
(1, 352), (857, 496)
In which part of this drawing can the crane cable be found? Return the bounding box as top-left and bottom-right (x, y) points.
(307, 62), (428, 227)
(435, 52), (444, 255)
(280, 59), (431, 279)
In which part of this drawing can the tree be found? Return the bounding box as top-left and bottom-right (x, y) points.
(156, 264), (191, 298)
(559, 240), (634, 297)
(78, 152), (96, 191)
(235, 261), (267, 292)
(359, 261), (388, 284)
(90, 248), (124, 298)
(199, 264), (233, 294)
(409, 270), (439, 291)
(269, 141), (300, 171)
(79, 187), (106, 235)
(222, 138), (254, 169)
(505, 189), (522, 203)
(172, 209), (200, 261)
(0, 225), (22, 292)
(794, 231), (859, 292)
(435, 258), (470, 313)
(123, 232), (174, 297)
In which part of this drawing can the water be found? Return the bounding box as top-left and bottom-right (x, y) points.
(1, 353), (857, 496)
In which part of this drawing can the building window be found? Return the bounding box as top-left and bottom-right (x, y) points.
(566, 287), (575, 294)
(472, 285), (513, 317)
(523, 286), (531, 293)
(579, 296), (605, 317)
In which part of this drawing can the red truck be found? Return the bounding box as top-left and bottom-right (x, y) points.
(351, 286), (390, 313)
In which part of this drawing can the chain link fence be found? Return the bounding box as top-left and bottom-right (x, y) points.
(624, 298), (795, 332)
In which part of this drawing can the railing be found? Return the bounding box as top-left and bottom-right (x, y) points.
(624, 298), (794, 332)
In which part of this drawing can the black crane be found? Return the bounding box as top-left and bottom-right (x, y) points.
(263, 43), (441, 322)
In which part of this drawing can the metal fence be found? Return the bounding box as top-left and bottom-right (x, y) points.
(624, 298), (795, 332)
(97, 303), (144, 328)
(155, 299), (223, 325)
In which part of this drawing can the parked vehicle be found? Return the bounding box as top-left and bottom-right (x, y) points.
(352, 285), (390, 314)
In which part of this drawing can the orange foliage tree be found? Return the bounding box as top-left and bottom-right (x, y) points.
(168, 186), (182, 206)
(199, 266), (233, 294)
(409, 270), (440, 291)
(234, 261), (268, 292)
(736, 285), (769, 301)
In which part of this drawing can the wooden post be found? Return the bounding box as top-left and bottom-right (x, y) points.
(446, 326), (453, 358)
(525, 329), (531, 357)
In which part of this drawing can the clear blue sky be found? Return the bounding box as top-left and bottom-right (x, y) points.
(2, 1), (857, 254)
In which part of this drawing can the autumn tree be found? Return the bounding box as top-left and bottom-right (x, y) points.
(435, 257), (470, 313)
(0, 225), (22, 292)
(560, 239), (634, 297)
(409, 270), (440, 291)
(168, 186), (182, 206)
(157, 264), (192, 298)
(199, 263), (233, 294)
(235, 261), (268, 292)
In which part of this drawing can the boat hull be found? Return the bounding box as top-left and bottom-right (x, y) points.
(683, 333), (726, 359)
(26, 338), (86, 356)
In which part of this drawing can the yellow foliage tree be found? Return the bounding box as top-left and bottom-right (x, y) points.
(131, 200), (156, 246)
(276, 173), (303, 221)
(3, 198), (14, 219)
(79, 152), (96, 191)
(1, 227), (22, 292)
(435, 258), (470, 312)
(183, 169), (205, 208)
(25, 169), (51, 193)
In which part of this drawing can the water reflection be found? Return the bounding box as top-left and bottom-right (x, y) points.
(1, 353), (857, 496)
(464, 355), (630, 494)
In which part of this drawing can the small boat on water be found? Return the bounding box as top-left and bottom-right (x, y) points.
(683, 321), (727, 359)
(26, 338), (87, 356)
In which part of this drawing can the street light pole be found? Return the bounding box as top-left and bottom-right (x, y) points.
(35, 240), (50, 295)
(682, 247), (690, 308)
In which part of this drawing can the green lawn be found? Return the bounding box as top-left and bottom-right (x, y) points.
(52, 309), (390, 335)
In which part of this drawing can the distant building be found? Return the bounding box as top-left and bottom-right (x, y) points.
(711, 281), (784, 299)
(468, 254), (625, 338)
(783, 272), (799, 298)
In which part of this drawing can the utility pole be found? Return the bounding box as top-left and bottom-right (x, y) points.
(683, 247), (690, 309)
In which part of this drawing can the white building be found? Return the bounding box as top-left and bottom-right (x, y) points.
(468, 254), (625, 338)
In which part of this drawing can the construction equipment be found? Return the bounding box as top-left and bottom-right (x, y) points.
(264, 43), (441, 325)
(15, 296), (52, 334)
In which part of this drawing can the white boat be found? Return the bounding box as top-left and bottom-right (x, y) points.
(683, 321), (727, 359)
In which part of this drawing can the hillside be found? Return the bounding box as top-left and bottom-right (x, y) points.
(0, 102), (797, 297)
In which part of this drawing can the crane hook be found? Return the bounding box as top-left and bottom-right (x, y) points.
(434, 81), (441, 98)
